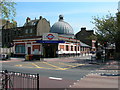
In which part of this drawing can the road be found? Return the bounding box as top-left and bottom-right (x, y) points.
(1, 55), (119, 88)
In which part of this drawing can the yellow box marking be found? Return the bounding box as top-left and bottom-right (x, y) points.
(15, 62), (85, 70)
(58, 62), (76, 67)
(15, 64), (22, 67)
(42, 62), (68, 70)
(31, 62), (68, 70)
(58, 62), (85, 68)
(31, 63), (40, 68)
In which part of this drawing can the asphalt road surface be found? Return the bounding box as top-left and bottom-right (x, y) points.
(1, 55), (117, 88)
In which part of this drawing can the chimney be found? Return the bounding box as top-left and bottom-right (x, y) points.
(6, 20), (10, 29)
(81, 27), (86, 31)
(39, 16), (42, 20)
(26, 17), (31, 23)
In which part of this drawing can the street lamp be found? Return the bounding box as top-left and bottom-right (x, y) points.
(76, 39), (77, 56)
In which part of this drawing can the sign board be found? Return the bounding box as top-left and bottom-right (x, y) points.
(43, 33), (58, 40)
(36, 40), (65, 43)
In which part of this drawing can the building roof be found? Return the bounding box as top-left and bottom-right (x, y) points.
(0, 19), (17, 29)
(50, 15), (74, 35)
(24, 19), (39, 26)
(80, 42), (91, 47)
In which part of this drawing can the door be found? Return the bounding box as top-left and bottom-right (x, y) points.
(28, 47), (31, 54)
(43, 44), (58, 58)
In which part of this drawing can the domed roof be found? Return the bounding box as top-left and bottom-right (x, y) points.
(50, 15), (74, 35)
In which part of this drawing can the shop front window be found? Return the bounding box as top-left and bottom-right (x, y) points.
(15, 45), (25, 53)
(25, 29), (28, 33)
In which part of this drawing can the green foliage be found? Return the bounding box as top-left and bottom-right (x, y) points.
(87, 34), (97, 40)
(0, 0), (16, 21)
(92, 13), (118, 43)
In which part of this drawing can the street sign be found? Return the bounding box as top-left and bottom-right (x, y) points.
(43, 33), (58, 40)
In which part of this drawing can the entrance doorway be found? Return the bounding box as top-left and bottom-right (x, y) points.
(43, 44), (58, 58)
(28, 47), (31, 54)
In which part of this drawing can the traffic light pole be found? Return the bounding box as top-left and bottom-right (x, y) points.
(105, 47), (106, 61)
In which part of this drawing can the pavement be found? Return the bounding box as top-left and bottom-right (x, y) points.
(0, 57), (24, 63)
(69, 60), (120, 88)
(70, 73), (119, 88)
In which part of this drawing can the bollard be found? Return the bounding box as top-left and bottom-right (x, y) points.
(37, 74), (39, 90)
(4, 70), (8, 90)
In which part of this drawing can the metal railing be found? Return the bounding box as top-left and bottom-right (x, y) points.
(0, 70), (39, 90)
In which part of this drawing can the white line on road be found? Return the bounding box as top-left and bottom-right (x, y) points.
(49, 77), (62, 80)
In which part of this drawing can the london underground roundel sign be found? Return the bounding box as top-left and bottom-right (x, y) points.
(46, 34), (54, 40)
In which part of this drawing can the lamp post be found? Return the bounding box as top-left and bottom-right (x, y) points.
(76, 39), (77, 56)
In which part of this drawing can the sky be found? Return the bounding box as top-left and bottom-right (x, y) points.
(14, 1), (119, 34)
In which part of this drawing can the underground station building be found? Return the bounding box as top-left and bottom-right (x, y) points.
(13, 15), (83, 58)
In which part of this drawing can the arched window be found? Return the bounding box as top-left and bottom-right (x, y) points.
(71, 46), (73, 51)
(66, 45), (69, 51)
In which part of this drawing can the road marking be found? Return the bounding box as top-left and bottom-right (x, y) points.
(58, 62), (76, 67)
(15, 62), (85, 70)
(42, 62), (67, 70)
(31, 63), (40, 68)
(49, 77), (62, 80)
(31, 63), (61, 70)
(58, 62), (85, 69)
(15, 64), (22, 67)
(15, 63), (67, 70)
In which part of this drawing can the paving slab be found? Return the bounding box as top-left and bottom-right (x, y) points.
(70, 73), (119, 88)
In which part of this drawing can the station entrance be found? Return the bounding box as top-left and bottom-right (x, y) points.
(43, 43), (58, 58)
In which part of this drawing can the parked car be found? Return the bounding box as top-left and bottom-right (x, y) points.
(90, 51), (96, 54)
(0, 54), (9, 60)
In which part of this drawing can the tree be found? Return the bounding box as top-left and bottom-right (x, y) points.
(116, 12), (120, 59)
(92, 13), (118, 44)
(92, 13), (120, 59)
(0, 0), (16, 21)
